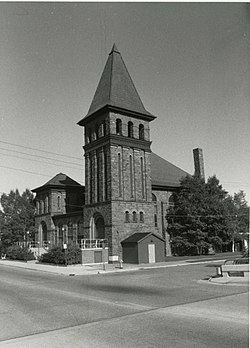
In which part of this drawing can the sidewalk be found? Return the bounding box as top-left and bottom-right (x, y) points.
(1, 256), (249, 285)
(0, 258), (193, 276)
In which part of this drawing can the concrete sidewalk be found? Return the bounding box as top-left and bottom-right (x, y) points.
(209, 276), (249, 285)
(0, 258), (193, 276)
(1, 257), (249, 285)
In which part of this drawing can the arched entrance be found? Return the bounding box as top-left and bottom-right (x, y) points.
(89, 214), (105, 240)
(95, 216), (105, 239)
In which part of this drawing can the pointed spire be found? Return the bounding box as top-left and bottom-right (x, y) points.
(110, 43), (120, 54)
(78, 44), (155, 126)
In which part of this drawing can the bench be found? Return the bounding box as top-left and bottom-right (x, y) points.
(221, 264), (249, 278)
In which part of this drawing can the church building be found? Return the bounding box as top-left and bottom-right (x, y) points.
(33, 44), (198, 263)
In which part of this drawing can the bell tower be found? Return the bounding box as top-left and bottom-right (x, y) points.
(78, 44), (157, 262)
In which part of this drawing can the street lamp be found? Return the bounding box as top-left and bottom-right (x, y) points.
(63, 243), (67, 266)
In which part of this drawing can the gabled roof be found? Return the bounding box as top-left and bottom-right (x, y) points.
(78, 44), (155, 125)
(32, 173), (83, 192)
(121, 232), (165, 244)
(151, 152), (189, 189)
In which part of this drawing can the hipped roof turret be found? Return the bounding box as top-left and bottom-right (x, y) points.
(78, 44), (156, 126)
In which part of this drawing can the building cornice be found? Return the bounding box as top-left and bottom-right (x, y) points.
(84, 134), (151, 153)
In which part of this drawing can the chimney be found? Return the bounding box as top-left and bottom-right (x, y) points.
(193, 148), (205, 180)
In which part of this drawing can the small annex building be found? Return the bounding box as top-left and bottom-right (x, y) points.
(121, 232), (165, 264)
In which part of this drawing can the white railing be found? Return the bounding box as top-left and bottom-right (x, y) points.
(16, 241), (50, 249)
(79, 239), (107, 249)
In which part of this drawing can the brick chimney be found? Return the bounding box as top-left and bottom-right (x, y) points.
(193, 148), (205, 180)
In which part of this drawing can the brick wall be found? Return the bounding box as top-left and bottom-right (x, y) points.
(82, 110), (159, 261)
(152, 189), (174, 256)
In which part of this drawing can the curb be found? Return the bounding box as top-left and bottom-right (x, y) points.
(0, 258), (236, 277)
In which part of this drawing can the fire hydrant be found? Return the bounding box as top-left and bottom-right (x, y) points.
(119, 259), (123, 269)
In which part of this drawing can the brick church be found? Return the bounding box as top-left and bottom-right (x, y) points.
(33, 44), (202, 263)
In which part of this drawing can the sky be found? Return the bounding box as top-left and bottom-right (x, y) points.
(0, 2), (249, 203)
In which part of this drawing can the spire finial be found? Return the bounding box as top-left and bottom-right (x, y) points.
(110, 43), (120, 55)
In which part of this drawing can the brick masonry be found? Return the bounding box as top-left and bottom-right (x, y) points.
(81, 110), (164, 261)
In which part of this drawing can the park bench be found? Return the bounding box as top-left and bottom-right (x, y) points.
(221, 264), (249, 278)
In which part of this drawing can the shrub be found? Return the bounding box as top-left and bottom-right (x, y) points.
(38, 245), (81, 265)
(6, 245), (35, 261)
(66, 244), (81, 265)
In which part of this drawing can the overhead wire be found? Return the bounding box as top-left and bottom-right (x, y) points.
(0, 165), (53, 178)
(0, 147), (82, 167)
(0, 140), (82, 160)
(0, 152), (82, 171)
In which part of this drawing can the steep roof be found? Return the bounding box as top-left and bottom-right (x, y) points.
(32, 173), (83, 192)
(78, 44), (155, 125)
(151, 153), (189, 189)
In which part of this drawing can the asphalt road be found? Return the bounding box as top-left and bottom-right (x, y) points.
(0, 263), (248, 347)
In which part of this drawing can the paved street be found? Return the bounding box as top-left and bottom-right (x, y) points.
(0, 262), (248, 347)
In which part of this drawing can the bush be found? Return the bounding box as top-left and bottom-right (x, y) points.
(6, 245), (35, 261)
(38, 245), (81, 265)
(67, 244), (81, 265)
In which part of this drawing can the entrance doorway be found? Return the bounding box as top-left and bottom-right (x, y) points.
(148, 244), (156, 263)
(95, 217), (105, 239)
(89, 215), (105, 240)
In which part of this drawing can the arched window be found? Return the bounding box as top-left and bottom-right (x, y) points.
(45, 197), (48, 213)
(132, 211), (137, 223)
(154, 214), (158, 227)
(95, 216), (105, 239)
(152, 194), (157, 227)
(57, 195), (61, 210)
(116, 119), (122, 135)
(40, 200), (44, 214)
(130, 155), (134, 198)
(95, 124), (99, 140)
(87, 128), (92, 143)
(128, 121), (133, 138)
(139, 212), (144, 223)
(85, 129), (90, 144)
(141, 157), (144, 198)
(97, 151), (102, 203)
(103, 151), (108, 201)
(139, 124), (145, 140)
(118, 153), (122, 197)
(102, 121), (106, 136)
(37, 201), (40, 214)
(36, 201), (39, 215)
(125, 211), (130, 223)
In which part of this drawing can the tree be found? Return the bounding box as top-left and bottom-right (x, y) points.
(225, 191), (249, 252)
(167, 175), (210, 255)
(166, 175), (247, 255)
(0, 189), (35, 253)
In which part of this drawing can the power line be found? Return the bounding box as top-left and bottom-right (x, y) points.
(0, 152), (82, 171)
(0, 165), (54, 178)
(0, 140), (83, 160)
(0, 147), (82, 167)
